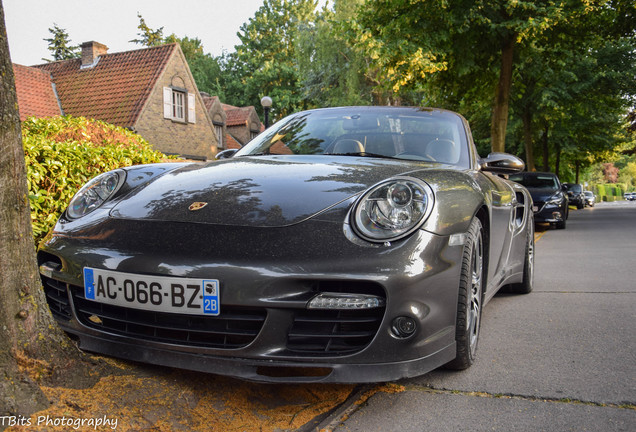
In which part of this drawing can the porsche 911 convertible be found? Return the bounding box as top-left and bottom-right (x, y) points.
(38, 106), (534, 383)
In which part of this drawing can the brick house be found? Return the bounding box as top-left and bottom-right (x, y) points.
(200, 95), (264, 150)
(222, 104), (263, 149)
(201, 94), (227, 150)
(27, 41), (218, 160)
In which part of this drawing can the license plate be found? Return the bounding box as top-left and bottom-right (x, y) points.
(83, 267), (220, 316)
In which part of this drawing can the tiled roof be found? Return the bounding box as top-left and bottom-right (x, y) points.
(225, 133), (242, 149)
(202, 95), (219, 111)
(222, 103), (255, 126)
(35, 44), (177, 127)
(12, 64), (62, 121)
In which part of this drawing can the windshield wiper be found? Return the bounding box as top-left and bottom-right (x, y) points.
(329, 152), (398, 160)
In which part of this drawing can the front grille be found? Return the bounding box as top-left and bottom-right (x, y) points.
(41, 275), (72, 320)
(69, 286), (266, 349)
(533, 200), (545, 213)
(287, 309), (384, 355)
(286, 281), (386, 356)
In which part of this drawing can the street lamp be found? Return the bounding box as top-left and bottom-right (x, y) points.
(260, 96), (272, 129)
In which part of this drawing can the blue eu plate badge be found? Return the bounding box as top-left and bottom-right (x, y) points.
(84, 268), (96, 300)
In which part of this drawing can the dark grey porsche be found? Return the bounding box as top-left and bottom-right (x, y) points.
(38, 106), (534, 383)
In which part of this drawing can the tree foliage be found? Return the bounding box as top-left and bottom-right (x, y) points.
(43, 23), (79, 62)
(350, 0), (622, 155)
(296, 0), (377, 106)
(221, 0), (318, 119)
(130, 12), (165, 47)
(124, 3), (634, 176)
(506, 0), (636, 179)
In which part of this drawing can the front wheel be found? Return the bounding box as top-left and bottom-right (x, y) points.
(445, 218), (484, 370)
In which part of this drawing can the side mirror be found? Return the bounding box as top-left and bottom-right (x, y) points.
(480, 152), (525, 174)
(215, 149), (238, 160)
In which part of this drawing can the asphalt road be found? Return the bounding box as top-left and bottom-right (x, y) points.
(317, 201), (636, 432)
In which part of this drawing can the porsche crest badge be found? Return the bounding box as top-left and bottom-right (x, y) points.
(188, 202), (208, 211)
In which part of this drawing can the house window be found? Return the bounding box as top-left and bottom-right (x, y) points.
(214, 125), (224, 148)
(172, 90), (185, 121)
(163, 87), (196, 123)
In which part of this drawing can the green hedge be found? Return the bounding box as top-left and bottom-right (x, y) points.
(23, 116), (175, 245)
(594, 183), (624, 202)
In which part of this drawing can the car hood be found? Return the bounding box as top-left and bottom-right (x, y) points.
(110, 155), (429, 227)
(524, 187), (560, 202)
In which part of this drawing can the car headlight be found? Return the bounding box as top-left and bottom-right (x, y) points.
(66, 170), (125, 219)
(352, 177), (434, 242)
(546, 193), (563, 205)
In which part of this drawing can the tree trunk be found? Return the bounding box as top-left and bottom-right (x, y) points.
(541, 125), (550, 172)
(490, 36), (515, 153)
(522, 108), (535, 172)
(1, 2), (82, 415)
(575, 161), (580, 184)
(555, 142), (561, 177)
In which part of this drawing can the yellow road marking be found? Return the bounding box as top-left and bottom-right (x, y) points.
(535, 231), (546, 242)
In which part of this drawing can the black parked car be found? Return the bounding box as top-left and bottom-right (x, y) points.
(563, 183), (586, 209)
(38, 106), (534, 383)
(509, 172), (568, 229)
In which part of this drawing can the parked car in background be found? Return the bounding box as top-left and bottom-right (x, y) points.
(509, 172), (568, 229)
(584, 191), (595, 207)
(563, 183), (586, 209)
(625, 192), (635, 201)
(37, 106), (535, 383)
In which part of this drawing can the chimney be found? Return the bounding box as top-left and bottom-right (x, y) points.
(80, 41), (108, 67)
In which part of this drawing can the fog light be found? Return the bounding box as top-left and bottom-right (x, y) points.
(307, 293), (385, 310)
(391, 316), (417, 338)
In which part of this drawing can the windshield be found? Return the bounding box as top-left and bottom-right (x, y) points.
(510, 174), (559, 190)
(565, 184), (583, 193)
(235, 107), (470, 167)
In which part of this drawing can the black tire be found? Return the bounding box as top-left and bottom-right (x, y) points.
(445, 218), (484, 370)
(556, 218), (566, 229)
(508, 221), (534, 294)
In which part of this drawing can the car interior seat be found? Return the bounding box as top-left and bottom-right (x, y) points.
(331, 139), (365, 154)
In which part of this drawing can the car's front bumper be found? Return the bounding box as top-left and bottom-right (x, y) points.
(53, 327), (457, 383)
(533, 201), (566, 223)
(39, 217), (465, 383)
